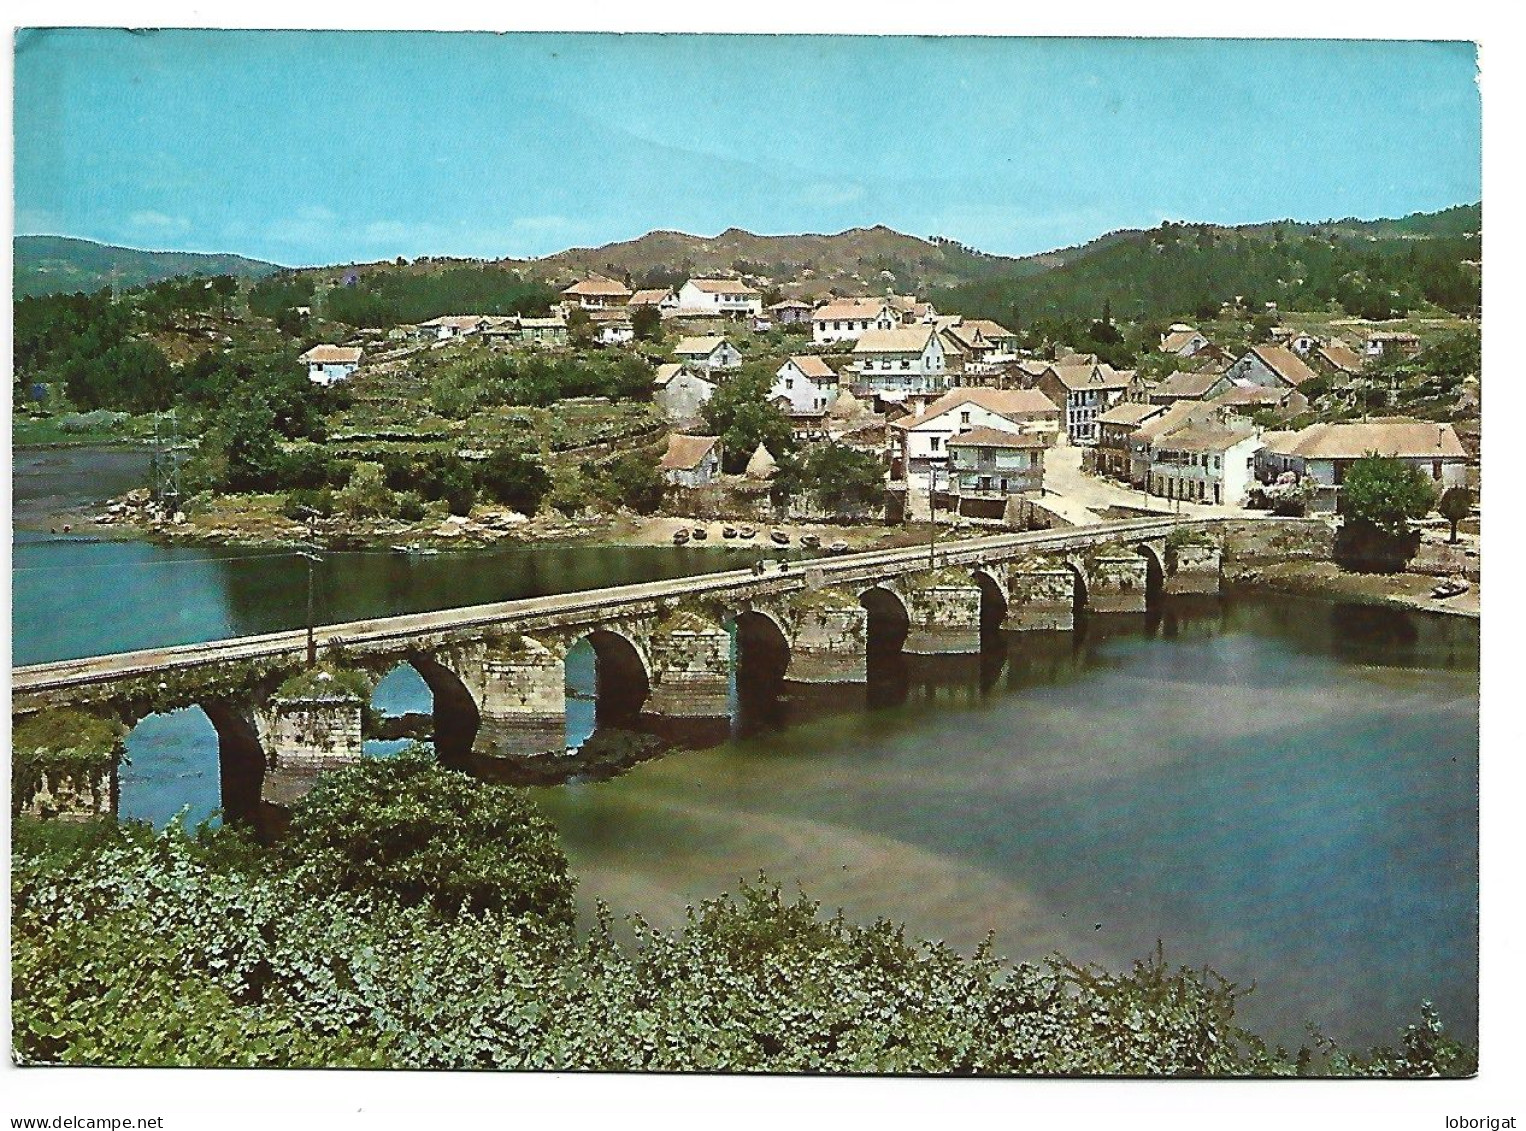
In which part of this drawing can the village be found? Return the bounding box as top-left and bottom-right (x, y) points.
(265, 263), (1481, 607)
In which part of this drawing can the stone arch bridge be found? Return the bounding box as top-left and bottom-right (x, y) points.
(13, 516), (1234, 821)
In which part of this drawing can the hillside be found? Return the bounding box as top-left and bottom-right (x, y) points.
(14, 235), (282, 299)
(933, 204), (1482, 327)
(514, 225), (1029, 296)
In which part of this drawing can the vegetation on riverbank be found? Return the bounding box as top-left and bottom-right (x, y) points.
(12, 750), (1476, 1074)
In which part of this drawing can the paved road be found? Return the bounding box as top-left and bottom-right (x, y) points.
(13, 515), (1223, 695)
(1043, 443), (1249, 520)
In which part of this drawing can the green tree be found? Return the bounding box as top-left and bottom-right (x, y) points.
(779, 444), (885, 517)
(1438, 486), (1473, 544)
(598, 450), (666, 514)
(630, 304), (662, 342)
(701, 366), (796, 473)
(334, 461), (396, 519)
(477, 449), (551, 515)
(1340, 454), (1436, 536)
(566, 307), (596, 348)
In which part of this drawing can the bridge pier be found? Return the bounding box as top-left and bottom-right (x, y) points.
(465, 635), (569, 757)
(11, 708), (123, 821)
(1002, 563), (1078, 631)
(644, 609), (731, 719)
(900, 570), (983, 654)
(1086, 554), (1150, 614)
(1165, 539), (1223, 595)
(253, 667), (370, 805)
(784, 589), (869, 684)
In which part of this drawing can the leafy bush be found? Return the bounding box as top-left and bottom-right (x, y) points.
(278, 748), (576, 927)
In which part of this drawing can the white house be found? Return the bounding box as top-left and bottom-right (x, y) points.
(561, 275), (632, 311)
(676, 278), (762, 317)
(673, 336), (742, 373)
(1159, 324), (1211, 357)
(1254, 418), (1468, 512)
(890, 386), (1060, 492)
(628, 288), (681, 318)
(770, 356), (840, 415)
(1146, 425), (1263, 506)
(300, 345), (363, 386)
(1223, 344), (1319, 392)
(768, 298), (813, 325)
(653, 364), (716, 422)
(597, 318), (634, 345)
(812, 298), (899, 344)
(945, 428), (1048, 513)
(659, 434), (723, 488)
(418, 315), (489, 341)
(851, 325), (950, 400)
(1363, 331), (1422, 359)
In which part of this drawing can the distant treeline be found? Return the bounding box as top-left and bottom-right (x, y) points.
(936, 223), (1482, 326)
(250, 266), (559, 328)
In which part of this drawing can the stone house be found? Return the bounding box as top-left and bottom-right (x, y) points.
(1159, 324), (1211, 357)
(1035, 361), (1135, 445)
(1209, 384), (1310, 423)
(1310, 342), (1366, 381)
(1125, 401), (1222, 487)
(418, 315), (489, 341)
(628, 288), (681, 318)
(1149, 367), (1231, 406)
(1223, 344), (1320, 392)
(659, 434), (723, 488)
(653, 364), (717, 423)
(1363, 331), (1422, 359)
(767, 299), (814, 325)
(300, 344), (363, 386)
(673, 335), (743, 374)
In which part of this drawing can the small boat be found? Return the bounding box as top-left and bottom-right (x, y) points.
(770, 530), (790, 546)
(739, 526), (757, 540)
(827, 540), (850, 555)
(722, 525), (737, 539)
(1431, 577), (1470, 600)
(692, 526), (708, 541)
(672, 529), (690, 545)
(800, 534), (821, 550)
(391, 544), (441, 556)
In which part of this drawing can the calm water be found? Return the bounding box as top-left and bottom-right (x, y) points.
(11, 448), (1481, 1051)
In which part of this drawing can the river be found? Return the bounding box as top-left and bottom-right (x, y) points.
(11, 445), (1480, 1052)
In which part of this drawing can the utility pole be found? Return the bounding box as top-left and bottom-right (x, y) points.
(296, 507), (323, 666)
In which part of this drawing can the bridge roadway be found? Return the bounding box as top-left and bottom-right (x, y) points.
(12, 515), (1223, 695)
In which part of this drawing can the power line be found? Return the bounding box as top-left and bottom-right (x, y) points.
(12, 549), (310, 574)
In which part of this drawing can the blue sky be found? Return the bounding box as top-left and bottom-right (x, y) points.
(14, 30), (1481, 267)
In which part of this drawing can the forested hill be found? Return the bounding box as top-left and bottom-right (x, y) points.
(14, 236), (282, 299)
(514, 224), (1031, 294)
(933, 204), (1482, 326)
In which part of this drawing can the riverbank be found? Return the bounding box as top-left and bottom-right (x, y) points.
(1233, 558), (1480, 619)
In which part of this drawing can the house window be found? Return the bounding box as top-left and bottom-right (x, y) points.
(1433, 459), (1442, 479)
(960, 411), (971, 424)
(930, 437), (941, 451)
(785, 378), (794, 389)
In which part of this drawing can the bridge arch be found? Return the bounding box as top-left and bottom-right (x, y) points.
(199, 701), (269, 825)
(403, 651), (482, 765)
(566, 627), (651, 747)
(1063, 559), (1089, 612)
(1135, 541), (1166, 605)
(972, 567), (1009, 637)
(114, 705), (238, 827)
(859, 584), (911, 654)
